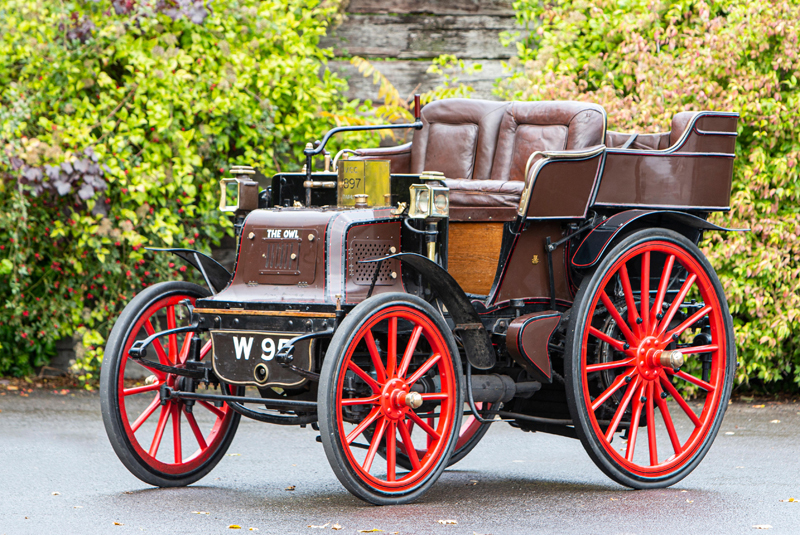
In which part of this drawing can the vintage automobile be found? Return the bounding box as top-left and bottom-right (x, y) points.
(99, 96), (741, 505)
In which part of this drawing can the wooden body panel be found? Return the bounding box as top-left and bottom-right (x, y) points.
(448, 222), (505, 295)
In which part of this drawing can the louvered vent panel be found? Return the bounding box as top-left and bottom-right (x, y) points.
(349, 240), (395, 286)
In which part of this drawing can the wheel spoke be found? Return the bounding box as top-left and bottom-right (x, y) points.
(346, 406), (382, 444)
(677, 344), (719, 355)
(405, 353), (442, 387)
(167, 306), (178, 364)
(130, 394), (161, 432)
(341, 394), (381, 406)
(148, 405), (170, 457)
(123, 382), (161, 396)
(143, 320), (170, 367)
(655, 274), (698, 338)
(586, 357), (636, 373)
(591, 373), (631, 412)
(588, 326), (633, 356)
(618, 263), (642, 337)
(364, 330), (387, 383)
(386, 422), (397, 482)
(184, 408), (208, 450)
(659, 373), (701, 427)
(177, 331), (193, 366)
(387, 317), (397, 377)
(397, 324), (423, 379)
(663, 305), (711, 342)
(199, 339), (212, 360)
(171, 403), (182, 463)
(363, 417), (388, 472)
(198, 400), (225, 420)
(599, 291), (638, 344)
(419, 392), (449, 402)
(407, 410), (441, 440)
(645, 382), (658, 466)
(640, 251), (651, 334)
(667, 369), (716, 392)
(427, 417), (434, 449)
(650, 254), (675, 325)
(654, 382), (682, 455)
(604, 375), (641, 441)
(347, 361), (382, 394)
(398, 420), (421, 470)
(625, 383), (646, 461)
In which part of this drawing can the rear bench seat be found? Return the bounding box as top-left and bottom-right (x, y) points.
(352, 99), (607, 221)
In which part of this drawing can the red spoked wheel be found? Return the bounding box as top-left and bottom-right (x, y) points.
(100, 281), (240, 487)
(565, 229), (735, 488)
(318, 293), (463, 505)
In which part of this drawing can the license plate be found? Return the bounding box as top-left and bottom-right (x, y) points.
(211, 330), (313, 387)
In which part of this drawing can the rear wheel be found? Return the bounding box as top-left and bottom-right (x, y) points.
(318, 293), (463, 505)
(100, 281), (240, 487)
(565, 229), (735, 488)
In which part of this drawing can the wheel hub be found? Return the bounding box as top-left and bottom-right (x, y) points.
(380, 378), (411, 420)
(636, 336), (663, 380)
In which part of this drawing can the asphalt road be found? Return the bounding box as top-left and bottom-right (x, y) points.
(1, 392), (798, 535)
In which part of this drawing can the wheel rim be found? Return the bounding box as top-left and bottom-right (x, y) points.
(116, 294), (235, 475)
(335, 305), (457, 492)
(580, 240), (727, 477)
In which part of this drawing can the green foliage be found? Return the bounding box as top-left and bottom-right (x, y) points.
(0, 0), (361, 378)
(503, 0), (800, 391)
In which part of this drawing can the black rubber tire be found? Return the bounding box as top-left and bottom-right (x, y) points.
(318, 292), (463, 505)
(99, 281), (241, 487)
(564, 228), (736, 489)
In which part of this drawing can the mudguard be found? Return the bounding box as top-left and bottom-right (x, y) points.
(571, 209), (747, 269)
(146, 247), (232, 294)
(361, 253), (496, 370)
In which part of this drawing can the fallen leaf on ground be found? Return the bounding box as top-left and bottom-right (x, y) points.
(686, 499), (694, 503)
(752, 525), (772, 529)
(7, 385), (18, 391)
(113, 522), (124, 526)
(74, 506), (82, 509)
(780, 498), (797, 502)
(357, 529), (383, 533)
(770, 420), (780, 423)
(228, 453), (241, 456)
(725, 432), (735, 435)
(438, 520), (458, 525)
(285, 485), (296, 491)
(736, 466), (745, 469)
(192, 511), (210, 515)
(52, 492), (60, 496)
(468, 480), (479, 485)
(308, 523), (329, 529)
(248, 528), (258, 531)
(610, 497), (618, 501)
(229, 525), (241, 530)
(752, 404), (765, 408)
(331, 524), (342, 530)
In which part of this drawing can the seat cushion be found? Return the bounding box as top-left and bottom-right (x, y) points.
(445, 179), (524, 221)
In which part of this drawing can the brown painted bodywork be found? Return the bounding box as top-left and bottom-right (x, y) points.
(506, 311), (562, 382)
(490, 221), (571, 305)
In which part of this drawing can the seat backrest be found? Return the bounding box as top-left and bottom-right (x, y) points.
(410, 99), (509, 180)
(490, 101), (607, 182)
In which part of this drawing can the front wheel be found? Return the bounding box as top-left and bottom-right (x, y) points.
(318, 293), (463, 505)
(565, 228), (735, 489)
(100, 281), (240, 487)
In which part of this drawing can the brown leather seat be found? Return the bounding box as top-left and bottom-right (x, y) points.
(353, 98), (607, 220)
(446, 100), (606, 220)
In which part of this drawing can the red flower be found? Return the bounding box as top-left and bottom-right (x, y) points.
(23, 311), (29, 317)
(179, 266), (187, 272)
(21, 332), (27, 339)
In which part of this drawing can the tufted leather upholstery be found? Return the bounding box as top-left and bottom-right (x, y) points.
(353, 98), (608, 220)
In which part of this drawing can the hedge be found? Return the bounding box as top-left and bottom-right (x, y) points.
(503, 0), (800, 392)
(0, 0), (372, 379)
